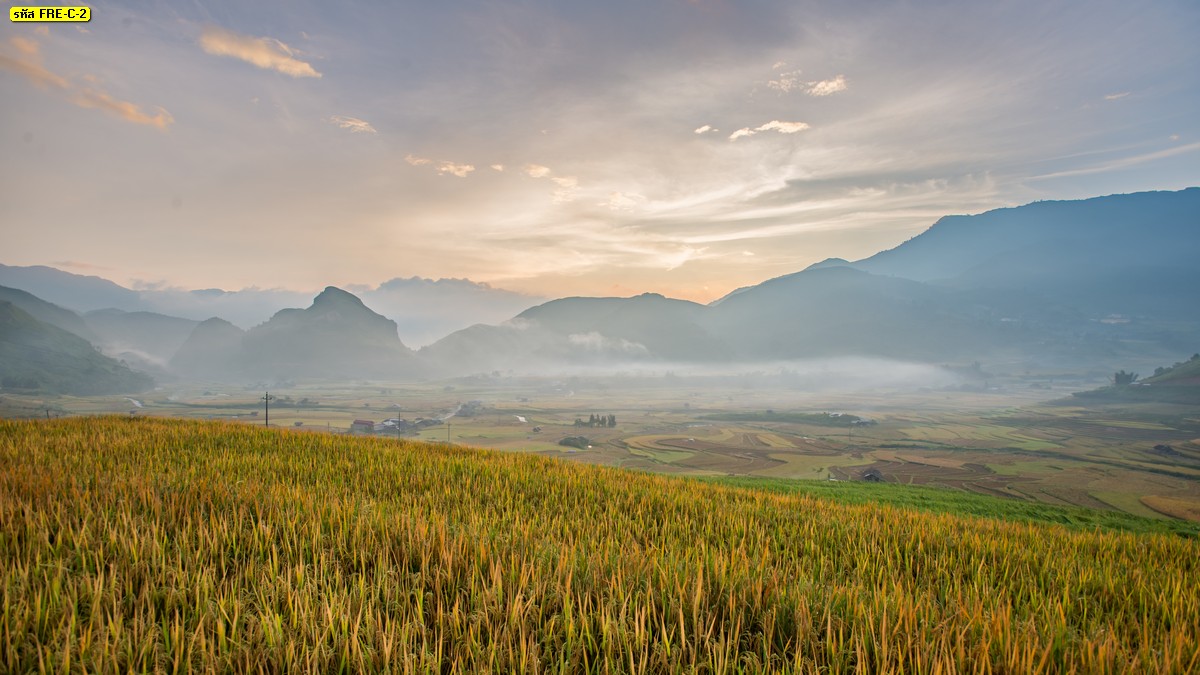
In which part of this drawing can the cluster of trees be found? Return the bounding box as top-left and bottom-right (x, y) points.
(1112, 370), (1139, 386)
(575, 414), (617, 428)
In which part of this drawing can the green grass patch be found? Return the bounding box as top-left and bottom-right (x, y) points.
(701, 476), (1200, 538)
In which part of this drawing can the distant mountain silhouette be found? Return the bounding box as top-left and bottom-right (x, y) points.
(830, 188), (1200, 319)
(83, 309), (199, 369)
(701, 267), (1043, 361)
(421, 292), (729, 374)
(426, 188), (1199, 372)
(5, 188), (1197, 380)
(169, 318), (246, 379)
(0, 285), (96, 341)
(0, 264), (142, 313)
(0, 301), (153, 394)
(172, 287), (419, 381)
(0, 263), (542, 347)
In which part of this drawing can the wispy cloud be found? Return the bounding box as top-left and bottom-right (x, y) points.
(327, 115), (376, 133)
(71, 88), (174, 129)
(806, 74), (847, 96)
(694, 124), (717, 134)
(767, 69), (847, 96)
(1029, 141), (1200, 181)
(436, 161), (475, 178)
(406, 154), (474, 177)
(729, 120), (810, 141)
(550, 175), (579, 202)
(521, 164), (578, 201)
(199, 26), (321, 78)
(766, 69), (804, 93)
(605, 191), (646, 211)
(1104, 91), (1130, 101)
(490, 164), (505, 172)
(0, 36), (68, 89)
(1, 36), (171, 129)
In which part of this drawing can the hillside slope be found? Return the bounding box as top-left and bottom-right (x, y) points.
(0, 284), (96, 341)
(1, 417), (1197, 672)
(0, 302), (152, 394)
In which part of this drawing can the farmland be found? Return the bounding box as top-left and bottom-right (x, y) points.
(4, 372), (1198, 524)
(3, 416), (1199, 672)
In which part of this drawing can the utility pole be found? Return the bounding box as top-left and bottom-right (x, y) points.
(262, 391), (275, 427)
(446, 420), (450, 444)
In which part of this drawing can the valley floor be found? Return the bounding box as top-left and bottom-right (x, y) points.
(3, 373), (1199, 524)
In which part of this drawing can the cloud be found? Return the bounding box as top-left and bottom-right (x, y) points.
(0, 36), (68, 89)
(567, 331), (649, 356)
(551, 175), (578, 202)
(767, 69), (804, 93)
(199, 26), (321, 78)
(767, 70), (847, 96)
(490, 164), (505, 172)
(605, 191), (646, 211)
(694, 124), (717, 134)
(520, 164), (577, 201)
(327, 115), (376, 133)
(1028, 140), (1200, 181)
(2, 37), (173, 129)
(757, 120), (810, 134)
(71, 88), (174, 129)
(806, 74), (847, 96)
(436, 161), (475, 178)
(1104, 91), (1130, 101)
(406, 154), (474, 177)
(728, 120), (810, 141)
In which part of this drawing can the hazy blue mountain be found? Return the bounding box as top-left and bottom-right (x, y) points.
(421, 293), (729, 374)
(701, 267), (1043, 362)
(169, 318), (247, 380)
(83, 309), (199, 368)
(238, 287), (419, 380)
(0, 263), (543, 347)
(0, 285), (96, 341)
(0, 264), (142, 313)
(828, 188), (1200, 319)
(0, 302), (153, 394)
(427, 190), (1199, 372)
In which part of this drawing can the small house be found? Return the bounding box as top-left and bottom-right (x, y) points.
(350, 419), (375, 434)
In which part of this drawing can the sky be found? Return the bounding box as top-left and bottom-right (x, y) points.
(2, 0), (1198, 303)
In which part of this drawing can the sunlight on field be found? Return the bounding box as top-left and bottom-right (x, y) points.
(2, 417), (1199, 672)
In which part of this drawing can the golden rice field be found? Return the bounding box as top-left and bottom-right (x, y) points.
(2, 417), (1198, 673)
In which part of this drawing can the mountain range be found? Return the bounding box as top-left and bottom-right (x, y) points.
(2, 187), (1197, 391)
(0, 265), (544, 347)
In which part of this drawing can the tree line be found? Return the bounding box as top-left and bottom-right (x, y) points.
(575, 414), (617, 428)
